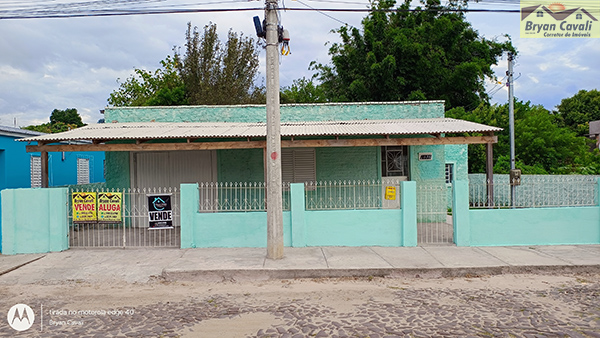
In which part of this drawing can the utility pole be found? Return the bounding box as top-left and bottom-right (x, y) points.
(265, 0), (284, 259)
(508, 52), (516, 207)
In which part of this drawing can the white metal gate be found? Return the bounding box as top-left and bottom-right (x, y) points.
(69, 186), (180, 248)
(417, 181), (454, 245)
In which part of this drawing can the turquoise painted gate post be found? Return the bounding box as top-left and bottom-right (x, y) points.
(401, 181), (417, 246)
(1, 188), (69, 255)
(452, 180), (470, 246)
(290, 183), (306, 247)
(180, 183), (199, 249)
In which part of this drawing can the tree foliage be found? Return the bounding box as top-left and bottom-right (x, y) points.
(312, 0), (514, 109)
(108, 56), (186, 107)
(555, 89), (600, 137)
(108, 22), (264, 107)
(448, 101), (600, 174)
(280, 77), (326, 104)
(175, 22), (263, 105)
(23, 108), (85, 133)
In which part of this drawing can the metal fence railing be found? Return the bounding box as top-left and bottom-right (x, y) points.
(469, 175), (598, 208)
(305, 179), (401, 210)
(68, 186), (180, 248)
(198, 182), (291, 212)
(417, 181), (453, 244)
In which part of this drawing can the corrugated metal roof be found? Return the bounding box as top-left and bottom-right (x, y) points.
(0, 125), (46, 138)
(18, 118), (502, 143)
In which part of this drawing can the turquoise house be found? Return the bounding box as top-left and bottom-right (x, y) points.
(13, 101), (500, 249)
(0, 125), (105, 252)
(96, 101), (481, 190)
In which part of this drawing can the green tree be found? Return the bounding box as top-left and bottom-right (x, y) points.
(49, 108), (85, 127)
(448, 101), (600, 174)
(108, 22), (263, 107)
(555, 89), (600, 137)
(175, 22), (262, 105)
(312, 0), (514, 109)
(280, 77), (326, 104)
(23, 108), (85, 133)
(108, 55), (186, 107)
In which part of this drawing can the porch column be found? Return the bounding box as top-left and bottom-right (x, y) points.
(41, 150), (49, 188)
(486, 140), (494, 208)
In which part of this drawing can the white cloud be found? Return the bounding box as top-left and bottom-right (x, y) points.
(0, 1), (597, 128)
(528, 74), (540, 84)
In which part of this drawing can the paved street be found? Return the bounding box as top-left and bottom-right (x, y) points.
(1, 246), (599, 337)
(1, 273), (599, 337)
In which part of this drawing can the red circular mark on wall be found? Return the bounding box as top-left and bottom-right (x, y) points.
(270, 152), (278, 160)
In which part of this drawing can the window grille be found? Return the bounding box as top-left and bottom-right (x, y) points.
(381, 146), (409, 177)
(445, 163), (454, 184)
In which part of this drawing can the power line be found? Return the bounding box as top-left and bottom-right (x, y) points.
(0, 7), (263, 20)
(291, 0), (350, 26)
(0, 6), (524, 20)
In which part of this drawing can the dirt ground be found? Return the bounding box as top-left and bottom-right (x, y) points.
(1, 272), (599, 337)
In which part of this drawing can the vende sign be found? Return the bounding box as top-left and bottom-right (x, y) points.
(72, 192), (97, 223)
(147, 194), (173, 229)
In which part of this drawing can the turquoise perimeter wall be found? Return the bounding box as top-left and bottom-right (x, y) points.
(2, 179), (599, 254)
(452, 180), (600, 246)
(1, 188), (68, 255)
(180, 182), (417, 248)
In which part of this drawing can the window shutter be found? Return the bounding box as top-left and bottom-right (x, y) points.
(281, 148), (295, 183)
(77, 158), (90, 185)
(30, 156), (41, 188)
(281, 148), (316, 183)
(292, 149), (316, 183)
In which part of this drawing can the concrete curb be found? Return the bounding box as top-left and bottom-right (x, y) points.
(0, 255), (46, 277)
(162, 264), (600, 282)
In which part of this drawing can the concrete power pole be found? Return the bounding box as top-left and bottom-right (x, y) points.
(508, 52), (516, 206)
(265, 0), (284, 259)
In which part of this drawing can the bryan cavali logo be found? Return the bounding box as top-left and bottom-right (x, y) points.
(521, 1), (599, 38)
(7, 304), (35, 331)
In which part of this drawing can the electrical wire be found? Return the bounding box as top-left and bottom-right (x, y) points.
(292, 0), (349, 26)
(1, 0), (558, 20)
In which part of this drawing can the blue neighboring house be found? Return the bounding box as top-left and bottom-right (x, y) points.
(0, 125), (105, 252)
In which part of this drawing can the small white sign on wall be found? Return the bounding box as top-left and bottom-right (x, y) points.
(418, 152), (433, 161)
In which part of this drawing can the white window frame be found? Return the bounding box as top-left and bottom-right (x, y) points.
(77, 157), (90, 185)
(30, 155), (41, 188)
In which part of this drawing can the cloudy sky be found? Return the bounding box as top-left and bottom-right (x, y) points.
(0, 0), (598, 127)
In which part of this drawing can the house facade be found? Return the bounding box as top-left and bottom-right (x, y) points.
(7, 101), (503, 252)
(4, 103), (598, 254)
(101, 102), (470, 191)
